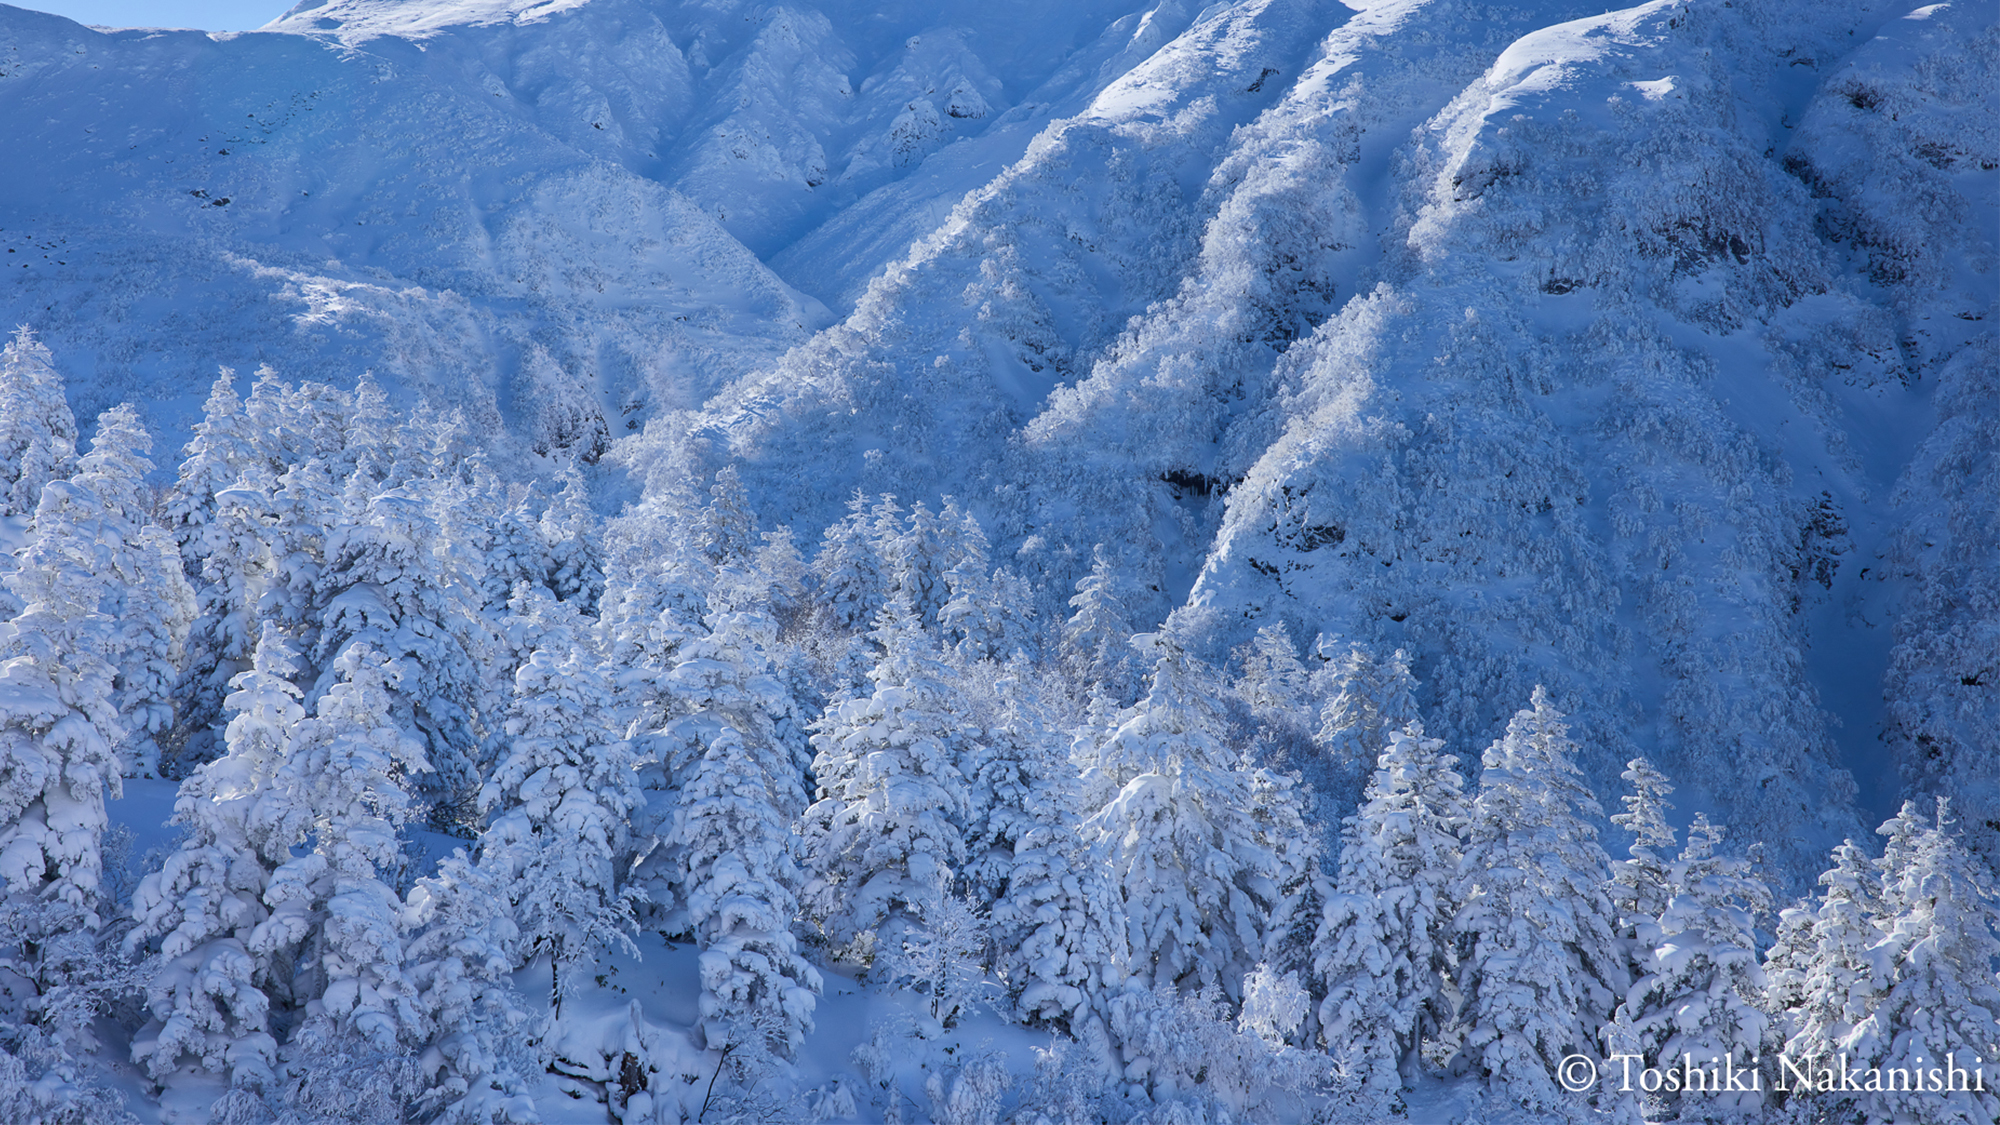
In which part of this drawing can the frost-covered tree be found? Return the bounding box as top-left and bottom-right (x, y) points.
(1314, 725), (1468, 1109)
(1082, 634), (1314, 1000)
(889, 499), (951, 630)
(539, 463), (603, 613)
(658, 607), (821, 1056)
(160, 370), (257, 562)
(1777, 838), (1890, 1072)
(1616, 815), (1775, 1123)
(1451, 687), (1623, 1113)
(812, 491), (891, 631)
(1312, 643), (1420, 822)
(313, 485), (482, 833)
(1609, 757), (1678, 947)
(1061, 545), (1145, 702)
(938, 512), (1036, 663)
(798, 597), (973, 955)
(250, 645), (428, 1058)
(1840, 800), (2000, 1125)
(479, 644), (638, 1016)
(1779, 802), (2000, 1125)
(126, 626), (303, 1091)
(0, 326), (77, 518)
(403, 852), (535, 1125)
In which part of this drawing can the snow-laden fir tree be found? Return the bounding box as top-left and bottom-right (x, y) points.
(1776, 801), (2000, 1125)
(1609, 757), (1679, 953)
(1314, 724), (1469, 1112)
(658, 606), (821, 1056)
(126, 625), (304, 1091)
(258, 457), (338, 662)
(1775, 837), (1890, 1074)
(313, 485), (483, 833)
(937, 511), (1037, 664)
(889, 499), (951, 630)
(479, 643), (639, 1017)
(164, 465), (278, 777)
(811, 491), (889, 632)
(159, 370), (258, 564)
(1837, 800), (2000, 1125)
(1081, 632), (1314, 1001)
(1451, 686), (1624, 1114)
(249, 644), (427, 1063)
(1061, 545), (1143, 702)
(402, 851), (535, 1125)
(0, 429), (141, 1069)
(798, 595), (974, 958)
(1616, 815), (1775, 1123)
(983, 672), (1130, 1036)
(0, 326), (77, 518)
(1312, 643), (1420, 824)
(539, 462), (603, 613)
(0, 405), (182, 927)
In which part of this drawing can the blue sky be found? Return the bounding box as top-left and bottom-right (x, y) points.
(15, 2), (291, 30)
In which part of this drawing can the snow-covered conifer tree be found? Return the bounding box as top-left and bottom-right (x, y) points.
(1061, 545), (1142, 701)
(1082, 634), (1314, 1000)
(889, 499), (950, 630)
(1451, 687), (1623, 1113)
(0, 327), (77, 518)
(1313, 643), (1420, 818)
(403, 852), (534, 1125)
(313, 485), (482, 832)
(540, 463), (603, 613)
(1837, 800), (2000, 1125)
(1617, 815), (1775, 1122)
(127, 625), (303, 1090)
(812, 492), (890, 631)
(1778, 838), (1890, 1070)
(656, 606), (821, 1056)
(250, 644), (427, 1058)
(479, 644), (639, 1015)
(1314, 725), (1468, 1109)
(798, 596), (973, 955)
(160, 370), (257, 562)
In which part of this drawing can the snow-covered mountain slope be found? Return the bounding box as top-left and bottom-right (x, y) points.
(0, 0), (1166, 451)
(644, 0), (1994, 879)
(3, 0), (1993, 880)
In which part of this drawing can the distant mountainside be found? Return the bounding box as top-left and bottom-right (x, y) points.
(2, 0), (1993, 881)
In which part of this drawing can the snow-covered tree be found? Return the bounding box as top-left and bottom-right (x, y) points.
(1777, 837), (1890, 1072)
(798, 597), (974, 956)
(250, 644), (428, 1058)
(1778, 802), (2000, 1125)
(160, 370), (257, 562)
(1608, 757), (1678, 947)
(0, 326), (77, 518)
(938, 511), (1037, 663)
(479, 644), (639, 1016)
(1060, 545), (1142, 701)
(125, 625), (305, 1091)
(1451, 687), (1623, 1114)
(657, 607), (821, 1056)
(813, 491), (890, 631)
(1842, 800), (2000, 1125)
(1082, 634), (1315, 1000)
(540, 462), (603, 613)
(313, 485), (482, 832)
(164, 472), (277, 778)
(1616, 815), (1775, 1122)
(1312, 643), (1420, 821)
(403, 851), (536, 1125)
(1314, 724), (1469, 1109)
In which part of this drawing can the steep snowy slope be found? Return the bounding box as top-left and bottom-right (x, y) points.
(0, 0), (1163, 452)
(659, 0), (1994, 881)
